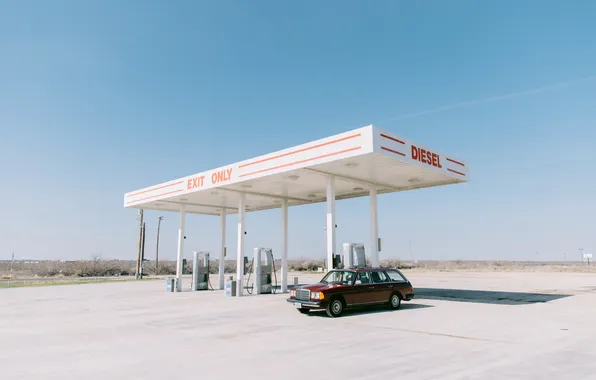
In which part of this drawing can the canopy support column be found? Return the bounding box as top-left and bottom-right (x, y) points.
(236, 194), (246, 297)
(281, 199), (288, 293)
(326, 175), (336, 272)
(369, 187), (379, 267)
(218, 208), (226, 290)
(175, 204), (186, 292)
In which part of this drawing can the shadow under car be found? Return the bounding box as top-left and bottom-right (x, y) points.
(307, 302), (434, 318)
(414, 288), (571, 305)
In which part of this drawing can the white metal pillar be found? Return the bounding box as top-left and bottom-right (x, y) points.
(236, 194), (246, 297)
(218, 208), (226, 290)
(281, 199), (288, 293)
(175, 204), (186, 292)
(254, 247), (262, 295)
(369, 187), (379, 267)
(326, 175), (336, 272)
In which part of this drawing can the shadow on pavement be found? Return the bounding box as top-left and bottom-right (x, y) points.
(415, 288), (571, 305)
(308, 302), (434, 318)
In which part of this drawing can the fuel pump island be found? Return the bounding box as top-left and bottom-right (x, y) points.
(124, 125), (468, 295)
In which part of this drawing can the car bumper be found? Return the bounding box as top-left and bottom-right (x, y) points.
(405, 293), (415, 301)
(286, 298), (325, 309)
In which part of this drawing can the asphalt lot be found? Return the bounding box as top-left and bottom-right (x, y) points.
(1, 271), (596, 380)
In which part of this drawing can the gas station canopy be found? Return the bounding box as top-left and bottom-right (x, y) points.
(123, 125), (468, 214)
(123, 124), (468, 295)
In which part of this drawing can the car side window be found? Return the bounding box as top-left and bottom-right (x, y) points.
(371, 271), (389, 283)
(356, 271), (372, 285)
(344, 272), (354, 284)
(385, 270), (406, 282)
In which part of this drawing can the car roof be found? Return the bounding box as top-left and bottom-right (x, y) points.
(356, 267), (397, 272)
(334, 267), (396, 272)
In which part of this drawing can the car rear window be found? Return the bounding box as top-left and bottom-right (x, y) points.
(386, 270), (406, 282)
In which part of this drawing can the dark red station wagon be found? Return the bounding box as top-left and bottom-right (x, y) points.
(287, 267), (415, 317)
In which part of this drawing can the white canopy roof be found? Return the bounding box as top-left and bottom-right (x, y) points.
(123, 125), (468, 215)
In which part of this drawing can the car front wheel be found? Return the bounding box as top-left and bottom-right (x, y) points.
(388, 293), (402, 310)
(326, 298), (344, 318)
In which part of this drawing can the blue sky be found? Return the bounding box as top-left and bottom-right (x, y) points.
(1, 0), (595, 261)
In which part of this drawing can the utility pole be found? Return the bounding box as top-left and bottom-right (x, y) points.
(136, 209), (144, 279)
(140, 222), (146, 279)
(155, 216), (164, 275)
(580, 248), (584, 263)
(9, 252), (14, 287)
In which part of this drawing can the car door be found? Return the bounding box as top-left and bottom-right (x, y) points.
(370, 270), (393, 303)
(338, 271), (361, 306)
(384, 269), (410, 298)
(350, 271), (376, 305)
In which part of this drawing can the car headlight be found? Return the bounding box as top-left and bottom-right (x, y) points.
(311, 292), (324, 300)
(290, 290), (296, 297)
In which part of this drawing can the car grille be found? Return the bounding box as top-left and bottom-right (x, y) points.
(296, 289), (310, 301)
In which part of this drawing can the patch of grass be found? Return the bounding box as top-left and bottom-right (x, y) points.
(0, 277), (158, 289)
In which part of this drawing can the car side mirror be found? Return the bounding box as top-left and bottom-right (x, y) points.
(355, 280), (362, 285)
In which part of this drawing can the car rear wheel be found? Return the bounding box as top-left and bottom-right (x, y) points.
(297, 308), (310, 314)
(388, 293), (402, 310)
(326, 298), (344, 318)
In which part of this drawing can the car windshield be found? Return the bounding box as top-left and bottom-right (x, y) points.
(320, 270), (354, 285)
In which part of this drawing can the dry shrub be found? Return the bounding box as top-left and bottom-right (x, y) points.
(69, 259), (131, 277)
(27, 259), (131, 278)
(223, 261), (235, 273)
(289, 260), (321, 272)
(153, 262), (176, 275)
(380, 260), (416, 270)
(32, 262), (63, 277)
(144, 260), (223, 276)
(72, 260), (106, 277)
(209, 261), (222, 274)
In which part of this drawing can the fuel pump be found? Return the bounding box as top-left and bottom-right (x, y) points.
(333, 254), (343, 269)
(192, 251), (211, 291)
(245, 248), (278, 295)
(343, 243), (366, 269)
(254, 248), (276, 295)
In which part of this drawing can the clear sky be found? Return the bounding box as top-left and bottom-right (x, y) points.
(1, 0), (595, 262)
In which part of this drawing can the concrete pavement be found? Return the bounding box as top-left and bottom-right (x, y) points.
(1, 271), (595, 380)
